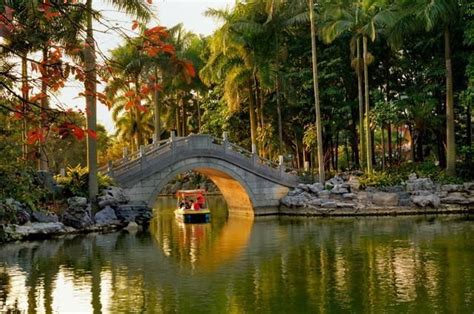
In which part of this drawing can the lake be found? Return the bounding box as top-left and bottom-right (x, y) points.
(0, 196), (473, 313)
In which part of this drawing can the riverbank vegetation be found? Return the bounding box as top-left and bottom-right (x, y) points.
(0, 0), (473, 216)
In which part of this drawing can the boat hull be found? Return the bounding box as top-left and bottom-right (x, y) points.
(175, 209), (211, 223)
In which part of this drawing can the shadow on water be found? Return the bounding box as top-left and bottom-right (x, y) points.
(0, 203), (473, 313)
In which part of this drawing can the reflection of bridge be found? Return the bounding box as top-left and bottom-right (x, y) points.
(101, 134), (299, 215)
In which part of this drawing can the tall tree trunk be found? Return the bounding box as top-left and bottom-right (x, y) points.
(350, 105), (360, 167)
(196, 93), (201, 133)
(381, 125), (386, 170)
(175, 100), (181, 137)
(445, 28), (456, 176)
(248, 79), (258, 153)
(39, 46), (49, 171)
(387, 124), (392, 166)
(153, 67), (161, 142)
(357, 37), (366, 169)
(134, 77), (144, 147)
(182, 96), (187, 136)
(466, 97), (472, 164)
(21, 54), (29, 162)
(309, 0), (325, 183)
(363, 36), (373, 173)
(276, 75), (283, 155)
(85, 0), (98, 201)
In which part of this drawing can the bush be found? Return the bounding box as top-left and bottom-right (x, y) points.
(55, 165), (114, 198)
(359, 161), (467, 188)
(0, 164), (49, 211)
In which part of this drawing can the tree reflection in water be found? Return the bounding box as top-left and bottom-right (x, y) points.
(0, 206), (472, 313)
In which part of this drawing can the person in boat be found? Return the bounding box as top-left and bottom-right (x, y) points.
(197, 194), (205, 209)
(192, 200), (201, 211)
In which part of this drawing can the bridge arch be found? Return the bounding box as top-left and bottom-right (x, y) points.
(104, 135), (298, 216)
(146, 157), (257, 215)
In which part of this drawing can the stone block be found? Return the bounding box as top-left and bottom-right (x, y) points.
(318, 190), (331, 199)
(372, 192), (399, 207)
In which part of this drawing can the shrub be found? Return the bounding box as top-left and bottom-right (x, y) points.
(55, 165), (114, 198)
(0, 164), (49, 211)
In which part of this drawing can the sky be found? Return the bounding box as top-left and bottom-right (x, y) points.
(61, 0), (234, 134)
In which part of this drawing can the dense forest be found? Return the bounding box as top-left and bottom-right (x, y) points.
(0, 0), (473, 204)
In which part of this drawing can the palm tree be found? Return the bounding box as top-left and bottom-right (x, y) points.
(83, 0), (151, 201)
(321, 0), (397, 173)
(308, 0), (325, 183)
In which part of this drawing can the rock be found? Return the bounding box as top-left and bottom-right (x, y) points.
(62, 204), (93, 229)
(463, 182), (474, 191)
(5, 222), (69, 240)
(94, 206), (118, 225)
(348, 176), (361, 192)
(321, 200), (337, 208)
(331, 185), (349, 194)
(408, 173), (417, 181)
(98, 186), (129, 207)
(441, 194), (470, 205)
(36, 170), (58, 193)
(441, 184), (463, 192)
(406, 178), (435, 192)
(336, 202), (356, 209)
(67, 197), (88, 208)
(398, 199), (413, 207)
(115, 202), (152, 225)
(296, 184), (310, 192)
(288, 188), (304, 196)
(383, 185), (405, 193)
(318, 190), (331, 199)
(372, 192), (399, 207)
(124, 221), (140, 232)
(306, 198), (322, 207)
(357, 192), (371, 204)
(5, 199), (30, 225)
(411, 193), (440, 208)
(343, 193), (357, 200)
(31, 211), (59, 223)
(308, 183), (324, 194)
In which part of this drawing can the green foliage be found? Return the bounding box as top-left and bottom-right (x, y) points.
(359, 162), (467, 188)
(55, 165), (115, 198)
(0, 164), (49, 211)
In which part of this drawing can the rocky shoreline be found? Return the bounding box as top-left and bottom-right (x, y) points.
(280, 173), (474, 216)
(0, 186), (152, 244)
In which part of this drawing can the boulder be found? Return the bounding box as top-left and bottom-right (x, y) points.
(321, 200), (337, 208)
(115, 202), (152, 226)
(67, 197), (88, 208)
(98, 186), (129, 208)
(94, 206), (118, 225)
(31, 211), (59, 223)
(411, 193), (440, 208)
(306, 198), (322, 207)
(288, 188), (304, 196)
(308, 183), (324, 194)
(343, 193), (357, 200)
(331, 185), (349, 194)
(296, 184), (310, 192)
(440, 192), (470, 205)
(336, 202), (356, 209)
(347, 176), (361, 192)
(357, 192), (371, 204)
(372, 192), (399, 207)
(406, 177), (434, 192)
(62, 203), (93, 229)
(463, 182), (474, 191)
(441, 184), (463, 192)
(3, 222), (69, 241)
(5, 199), (30, 225)
(318, 190), (331, 199)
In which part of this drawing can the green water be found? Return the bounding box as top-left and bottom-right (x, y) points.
(0, 197), (473, 313)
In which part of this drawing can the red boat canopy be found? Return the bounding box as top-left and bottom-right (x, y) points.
(176, 189), (206, 197)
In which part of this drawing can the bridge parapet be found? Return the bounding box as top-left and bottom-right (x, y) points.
(101, 134), (297, 188)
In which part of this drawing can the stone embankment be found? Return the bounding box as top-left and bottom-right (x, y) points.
(0, 186), (152, 243)
(280, 173), (474, 216)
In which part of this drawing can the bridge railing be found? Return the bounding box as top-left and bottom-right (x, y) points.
(100, 132), (296, 183)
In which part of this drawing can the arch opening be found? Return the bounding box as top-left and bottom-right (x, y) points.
(148, 162), (256, 216)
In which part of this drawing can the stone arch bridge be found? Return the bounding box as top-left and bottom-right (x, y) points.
(100, 134), (299, 216)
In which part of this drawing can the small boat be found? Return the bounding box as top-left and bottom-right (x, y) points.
(175, 189), (211, 223)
